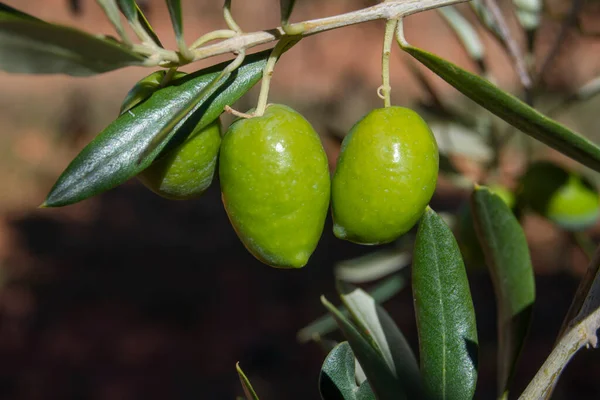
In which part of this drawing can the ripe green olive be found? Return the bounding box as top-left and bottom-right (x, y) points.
(137, 119), (222, 200)
(518, 161), (599, 230)
(331, 107), (439, 245)
(219, 104), (330, 268)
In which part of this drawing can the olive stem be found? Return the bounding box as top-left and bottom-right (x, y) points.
(380, 18), (398, 107)
(223, 0), (243, 34)
(190, 30), (238, 50)
(254, 37), (300, 117)
(135, 0), (467, 67)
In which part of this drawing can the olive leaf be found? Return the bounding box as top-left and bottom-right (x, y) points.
(321, 296), (408, 400)
(117, 0), (161, 46)
(0, 2), (144, 75)
(297, 275), (406, 344)
(401, 43), (600, 173)
(165, 0), (184, 47)
(471, 186), (535, 399)
(413, 207), (478, 400)
(319, 342), (375, 400)
(236, 363), (260, 400)
(338, 283), (424, 399)
(280, 0), (296, 25)
(43, 50), (270, 207)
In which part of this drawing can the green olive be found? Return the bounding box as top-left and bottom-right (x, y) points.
(331, 107), (439, 245)
(219, 104), (330, 268)
(137, 119), (222, 200)
(518, 161), (599, 230)
(120, 70), (187, 115)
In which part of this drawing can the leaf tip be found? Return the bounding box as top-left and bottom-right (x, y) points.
(38, 201), (49, 209)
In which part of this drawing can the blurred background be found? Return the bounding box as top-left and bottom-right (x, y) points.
(0, 0), (600, 398)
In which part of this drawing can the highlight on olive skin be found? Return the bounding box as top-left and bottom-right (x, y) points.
(219, 104), (330, 269)
(517, 161), (600, 231)
(331, 106), (439, 245)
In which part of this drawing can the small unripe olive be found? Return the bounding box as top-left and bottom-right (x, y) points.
(518, 161), (599, 230)
(331, 107), (439, 245)
(137, 120), (222, 200)
(219, 104), (330, 268)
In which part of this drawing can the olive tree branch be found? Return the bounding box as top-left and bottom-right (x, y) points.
(519, 245), (600, 399)
(139, 0), (468, 67)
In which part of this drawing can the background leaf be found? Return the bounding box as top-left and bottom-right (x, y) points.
(116, 0), (137, 21)
(470, 186), (535, 398)
(280, 0), (296, 25)
(338, 283), (423, 399)
(401, 44), (600, 173)
(0, 4), (143, 75)
(165, 0), (183, 43)
(319, 342), (375, 400)
(236, 363), (260, 400)
(43, 50), (269, 207)
(321, 296), (407, 400)
(413, 207), (478, 400)
(297, 275), (406, 344)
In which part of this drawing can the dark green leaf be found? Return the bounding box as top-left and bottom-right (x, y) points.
(43, 50), (269, 207)
(470, 186), (535, 398)
(401, 44), (600, 173)
(0, 3), (41, 21)
(321, 296), (406, 400)
(413, 207), (478, 400)
(236, 363), (260, 400)
(166, 0), (183, 42)
(297, 275), (406, 344)
(280, 0), (296, 25)
(117, 0), (137, 21)
(0, 3), (143, 75)
(117, 0), (162, 47)
(338, 284), (423, 399)
(319, 342), (375, 400)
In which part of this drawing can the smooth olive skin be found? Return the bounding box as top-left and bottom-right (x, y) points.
(518, 161), (599, 230)
(137, 120), (222, 200)
(332, 107), (439, 245)
(219, 104), (330, 268)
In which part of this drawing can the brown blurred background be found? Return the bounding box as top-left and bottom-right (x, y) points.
(1, 0), (600, 399)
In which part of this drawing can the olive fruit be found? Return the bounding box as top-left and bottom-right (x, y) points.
(121, 70), (222, 200)
(120, 70), (187, 115)
(219, 104), (330, 268)
(518, 161), (599, 230)
(137, 119), (222, 200)
(331, 107), (439, 245)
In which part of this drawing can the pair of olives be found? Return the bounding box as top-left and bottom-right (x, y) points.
(123, 74), (439, 268)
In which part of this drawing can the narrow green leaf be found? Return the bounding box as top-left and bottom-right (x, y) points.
(413, 207), (478, 400)
(97, 0), (130, 43)
(321, 296), (406, 400)
(470, 186), (535, 398)
(319, 342), (375, 400)
(401, 44), (600, 173)
(236, 363), (260, 400)
(0, 3), (41, 21)
(116, 0), (137, 21)
(0, 3), (143, 75)
(338, 284), (423, 399)
(116, 0), (162, 47)
(43, 50), (269, 207)
(166, 0), (183, 42)
(297, 275), (406, 344)
(280, 0), (296, 25)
